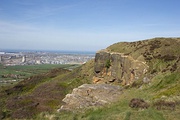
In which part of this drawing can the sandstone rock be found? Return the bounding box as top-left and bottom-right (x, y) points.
(94, 50), (110, 74)
(58, 84), (123, 111)
(93, 50), (149, 85)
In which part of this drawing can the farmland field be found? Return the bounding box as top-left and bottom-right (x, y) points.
(0, 64), (80, 86)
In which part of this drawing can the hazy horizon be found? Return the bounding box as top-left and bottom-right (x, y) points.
(0, 0), (180, 51)
(0, 48), (97, 55)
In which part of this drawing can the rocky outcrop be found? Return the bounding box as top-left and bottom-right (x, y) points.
(58, 84), (123, 111)
(93, 50), (149, 85)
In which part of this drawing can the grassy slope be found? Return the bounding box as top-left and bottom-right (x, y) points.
(0, 60), (94, 119)
(107, 38), (180, 59)
(36, 87), (179, 120)
(1, 38), (180, 120)
(37, 38), (180, 120)
(107, 37), (180, 99)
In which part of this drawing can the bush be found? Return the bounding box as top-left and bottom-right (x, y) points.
(105, 59), (111, 69)
(129, 98), (149, 109)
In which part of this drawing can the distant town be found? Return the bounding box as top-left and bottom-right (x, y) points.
(0, 50), (95, 66)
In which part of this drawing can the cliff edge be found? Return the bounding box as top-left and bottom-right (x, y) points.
(93, 38), (180, 86)
(93, 50), (148, 85)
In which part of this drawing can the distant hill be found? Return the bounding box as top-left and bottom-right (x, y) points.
(0, 38), (180, 120)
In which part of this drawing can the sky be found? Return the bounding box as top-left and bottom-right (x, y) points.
(0, 0), (180, 51)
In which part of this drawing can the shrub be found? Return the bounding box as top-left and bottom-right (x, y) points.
(129, 98), (149, 109)
(153, 100), (176, 110)
(105, 59), (111, 69)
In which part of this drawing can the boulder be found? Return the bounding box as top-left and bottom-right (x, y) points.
(58, 84), (123, 111)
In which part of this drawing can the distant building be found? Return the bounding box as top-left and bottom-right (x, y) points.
(0, 56), (2, 62)
(22, 55), (26, 63)
(36, 60), (41, 64)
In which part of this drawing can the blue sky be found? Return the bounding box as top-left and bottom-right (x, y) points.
(0, 0), (180, 51)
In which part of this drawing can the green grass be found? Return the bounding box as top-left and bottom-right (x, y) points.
(34, 88), (168, 120)
(107, 38), (180, 59)
(35, 75), (180, 120)
(32, 71), (180, 120)
(45, 99), (59, 109)
(0, 63), (77, 74)
(148, 72), (180, 99)
(0, 61), (94, 119)
(0, 64), (80, 86)
(35, 73), (180, 120)
(130, 108), (165, 120)
(0, 64), (79, 77)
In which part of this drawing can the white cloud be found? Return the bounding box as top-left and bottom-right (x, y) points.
(0, 21), (38, 34)
(0, 19), (179, 51)
(19, 3), (78, 21)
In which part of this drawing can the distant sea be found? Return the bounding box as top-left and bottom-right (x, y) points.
(0, 49), (96, 55)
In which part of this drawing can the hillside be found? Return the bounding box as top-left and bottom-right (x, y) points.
(0, 37), (180, 120)
(107, 37), (180, 60)
(56, 38), (180, 120)
(0, 60), (94, 119)
(51, 37), (180, 120)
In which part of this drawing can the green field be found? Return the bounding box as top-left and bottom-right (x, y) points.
(0, 64), (80, 86)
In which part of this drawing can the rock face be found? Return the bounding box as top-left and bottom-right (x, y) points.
(93, 50), (148, 85)
(59, 84), (123, 111)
